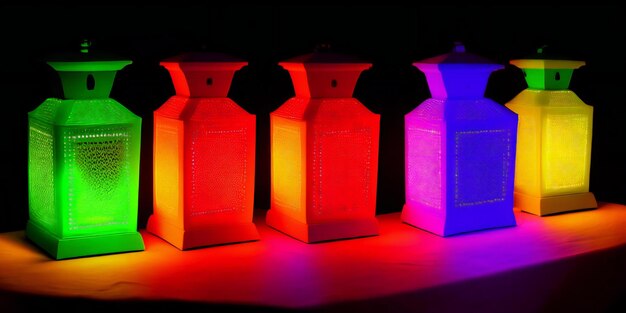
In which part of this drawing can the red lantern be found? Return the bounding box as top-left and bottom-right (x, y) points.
(147, 52), (259, 250)
(266, 50), (380, 243)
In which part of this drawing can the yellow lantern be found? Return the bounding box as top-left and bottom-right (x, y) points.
(506, 47), (597, 216)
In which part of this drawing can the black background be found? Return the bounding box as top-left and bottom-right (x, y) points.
(1, 5), (624, 233)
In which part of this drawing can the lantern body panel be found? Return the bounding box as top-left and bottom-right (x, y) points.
(27, 98), (144, 259)
(270, 107), (307, 223)
(404, 101), (447, 235)
(403, 99), (518, 236)
(267, 98), (380, 243)
(149, 96), (258, 250)
(506, 89), (596, 215)
(153, 113), (184, 225)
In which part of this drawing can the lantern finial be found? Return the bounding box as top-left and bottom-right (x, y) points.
(453, 41), (465, 53)
(314, 42), (332, 53)
(80, 39), (91, 54)
(537, 45), (548, 55)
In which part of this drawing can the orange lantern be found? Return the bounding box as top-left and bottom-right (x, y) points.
(147, 52), (259, 250)
(266, 50), (380, 243)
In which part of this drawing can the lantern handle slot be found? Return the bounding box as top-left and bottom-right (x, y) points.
(86, 74), (95, 90)
(81, 39), (91, 54)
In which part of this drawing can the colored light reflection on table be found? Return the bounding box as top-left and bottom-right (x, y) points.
(2, 203), (626, 311)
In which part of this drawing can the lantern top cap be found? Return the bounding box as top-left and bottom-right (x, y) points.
(46, 39), (131, 72)
(510, 45), (585, 69)
(415, 42), (500, 66)
(161, 51), (246, 64)
(280, 44), (370, 65)
(282, 52), (368, 64)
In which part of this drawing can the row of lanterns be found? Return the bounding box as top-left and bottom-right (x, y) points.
(25, 40), (596, 259)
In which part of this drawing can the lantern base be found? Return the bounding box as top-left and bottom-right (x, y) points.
(146, 215), (260, 250)
(401, 203), (517, 237)
(25, 221), (145, 260)
(265, 209), (379, 243)
(515, 191), (598, 216)
(400, 204), (445, 236)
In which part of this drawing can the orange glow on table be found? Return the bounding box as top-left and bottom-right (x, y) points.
(2, 203), (626, 311)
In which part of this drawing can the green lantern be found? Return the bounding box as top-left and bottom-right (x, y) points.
(26, 40), (145, 259)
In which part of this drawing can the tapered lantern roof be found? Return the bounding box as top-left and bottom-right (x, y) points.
(279, 48), (371, 98)
(160, 52), (247, 98)
(46, 39), (131, 99)
(510, 46), (585, 90)
(414, 42), (503, 99)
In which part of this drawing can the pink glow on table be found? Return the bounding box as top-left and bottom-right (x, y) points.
(1, 203), (625, 310)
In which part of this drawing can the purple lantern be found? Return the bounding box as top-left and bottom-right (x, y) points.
(401, 43), (518, 236)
